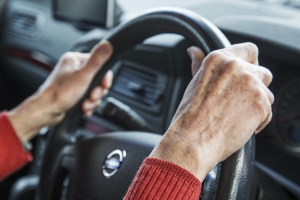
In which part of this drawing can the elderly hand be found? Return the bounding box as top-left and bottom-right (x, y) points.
(150, 43), (274, 181)
(8, 41), (113, 142)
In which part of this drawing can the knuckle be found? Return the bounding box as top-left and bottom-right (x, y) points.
(252, 88), (270, 118)
(204, 50), (224, 65)
(224, 59), (240, 74)
(263, 68), (273, 84)
(245, 42), (259, 56)
(61, 52), (75, 64)
(253, 87), (265, 102)
(264, 68), (273, 78)
(62, 52), (74, 59)
(242, 72), (256, 86)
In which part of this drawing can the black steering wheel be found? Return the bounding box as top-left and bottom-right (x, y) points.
(36, 8), (255, 200)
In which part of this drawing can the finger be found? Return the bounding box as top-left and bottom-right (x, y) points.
(243, 62), (273, 86)
(82, 100), (92, 112)
(254, 81), (274, 133)
(260, 83), (275, 105)
(84, 100), (101, 116)
(82, 41), (113, 75)
(102, 89), (109, 97)
(101, 70), (114, 89)
(85, 111), (93, 117)
(255, 111), (272, 134)
(187, 46), (206, 77)
(82, 99), (101, 115)
(226, 42), (259, 65)
(90, 87), (103, 101)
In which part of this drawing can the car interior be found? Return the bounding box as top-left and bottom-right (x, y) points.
(0, 0), (300, 199)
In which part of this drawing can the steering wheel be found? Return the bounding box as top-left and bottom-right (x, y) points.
(36, 8), (255, 200)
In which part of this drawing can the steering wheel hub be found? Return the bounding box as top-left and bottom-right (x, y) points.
(102, 149), (127, 178)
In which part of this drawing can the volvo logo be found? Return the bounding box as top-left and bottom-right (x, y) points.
(102, 149), (126, 178)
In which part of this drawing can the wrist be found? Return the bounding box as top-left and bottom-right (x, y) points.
(8, 90), (63, 142)
(149, 133), (211, 182)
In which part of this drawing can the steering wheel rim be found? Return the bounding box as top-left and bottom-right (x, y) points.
(36, 7), (255, 200)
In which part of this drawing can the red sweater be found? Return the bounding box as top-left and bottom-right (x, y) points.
(0, 112), (202, 199)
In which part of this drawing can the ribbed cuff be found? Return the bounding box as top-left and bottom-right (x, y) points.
(0, 111), (32, 181)
(124, 158), (201, 200)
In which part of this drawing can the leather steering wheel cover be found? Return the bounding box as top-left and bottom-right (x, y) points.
(37, 7), (255, 200)
(201, 135), (256, 200)
(105, 8), (231, 53)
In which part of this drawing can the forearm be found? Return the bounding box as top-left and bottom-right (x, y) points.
(7, 89), (62, 143)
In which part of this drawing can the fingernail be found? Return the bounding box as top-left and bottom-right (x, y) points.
(84, 102), (92, 110)
(92, 89), (101, 100)
(99, 41), (112, 56)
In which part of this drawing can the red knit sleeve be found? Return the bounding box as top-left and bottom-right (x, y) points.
(124, 158), (202, 200)
(0, 111), (32, 181)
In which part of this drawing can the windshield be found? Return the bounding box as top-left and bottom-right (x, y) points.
(118, 0), (300, 15)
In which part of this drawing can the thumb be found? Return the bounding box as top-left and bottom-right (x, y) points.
(82, 41), (113, 76)
(187, 46), (205, 77)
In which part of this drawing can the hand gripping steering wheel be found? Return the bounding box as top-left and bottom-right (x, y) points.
(36, 8), (255, 200)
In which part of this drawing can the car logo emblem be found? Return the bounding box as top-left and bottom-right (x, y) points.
(102, 149), (126, 178)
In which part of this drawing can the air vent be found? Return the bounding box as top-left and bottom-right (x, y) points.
(10, 13), (38, 37)
(112, 66), (164, 106)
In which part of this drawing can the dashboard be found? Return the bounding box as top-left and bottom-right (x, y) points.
(1, 0), (300, 199)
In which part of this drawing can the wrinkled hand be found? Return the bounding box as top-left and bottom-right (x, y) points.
(150, 43), (274, 181)
(39, 42), (113, 118)
(8, 41), (113, 142)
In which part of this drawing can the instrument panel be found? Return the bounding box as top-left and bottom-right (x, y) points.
(274, 78), (300, 152)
